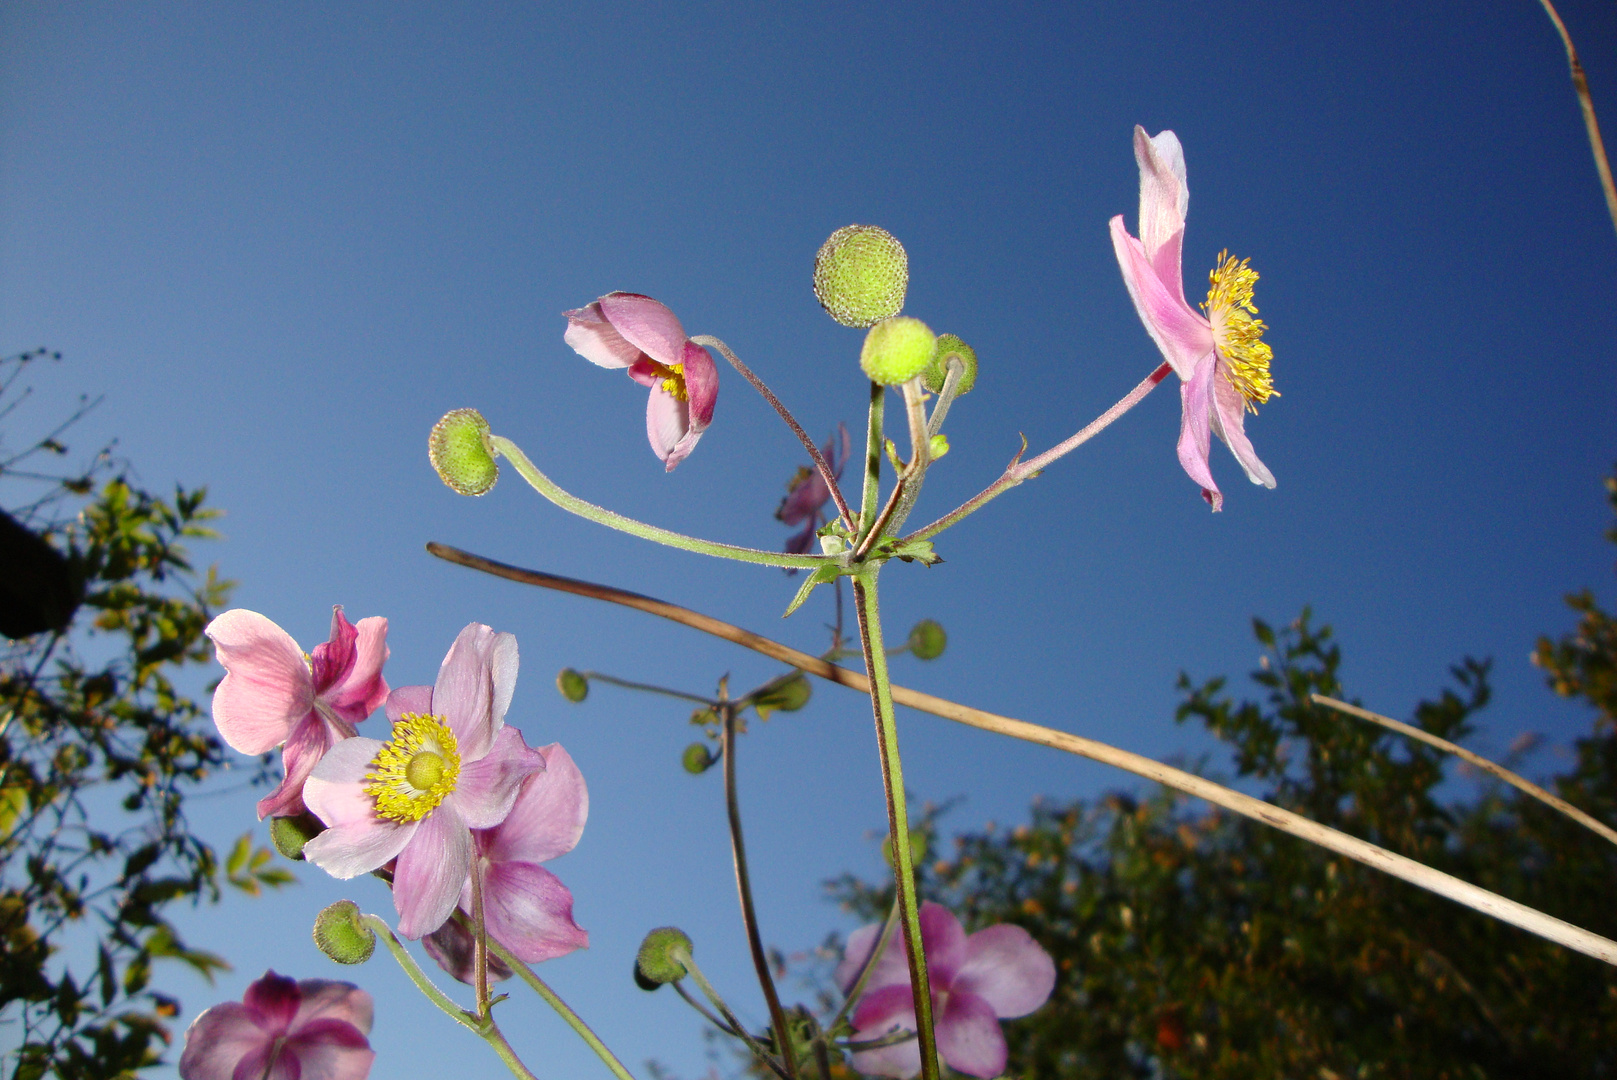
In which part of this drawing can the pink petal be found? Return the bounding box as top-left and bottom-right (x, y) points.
(179, 1003), (271, 1080)
(303, 739), (417, 878)
(626, 356), (660, 388)
(432, 624), (516, 761)
(230, 1045), (293, 1080)
(384, 685), (433, 724)
(848, 983), (922, 1079)
(1209, 360), (1276, 490)
(483, 744), (588, 866)
(1110, 217), (1215, 382)
(302, 815), (415, 881)
(452, 727), (545, 830)
(480, 860), (589, 963)
(564, 301), (643, 369)
(680, 341), (717, 430)
(325, 615), (389, 723)
(935, 991), (1007, 1079)
(954, 924), (1057, 1018)
(1177, 354), (1222, 511)
(283, 1019), (374, 1080)
(393, 802), (473, 938)
(916, 902), (968, 985)
(645, 383), (692, 469)
(422, 918), (515, 985)
(308, 608), (358, 698)
(292, 981), (374, 1036)
(1133, 126), (1189, 271)
(243, 972), (300, 1033)
(836, 922), (910, 997)
(256, 712), (337, 820)
(827, 422), (851, 477)
(207, 610), (315, 755)
(597, 292), (689, 367)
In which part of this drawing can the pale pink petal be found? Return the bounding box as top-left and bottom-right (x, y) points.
(1209, 361), (1276, 490)
(393, 803), (473, 938)
(422, 918), (514, 985)
(836, 922), (910, 996)
(848, 983), (922, 1079)
(564, 301), (642, 369)
(179, 1002), (271, 1080)
(325, 615), (389, 722)
(646, 383), (692, 468)
(934, 992), (1007, 1079)
(916, 902), (968, 985)
(282, 1019), (374, 1080)
(384, 685), (433, 724)
(305, 738), (385, 805)
(302, 816), (415, 880)
(207, 610), (315, 755)
(681, 341), (718, 430)
(303, 740), (417, 878)
(484, 744), (588, 866)
(954, 924), (1057, 1018)
(1177, 354), (1222, 511)
(292, 981), (374, 1035)
(1110, 217), (1215, 381)
(432, 624), (514, 760)
(480, 860), (589, 963)
(452, 727), (544, 829)
(597, 292), (688, 367)
(256, 712), (336, 819)
(1134, 126), (1189, 270)
(230, 1045), (290, 1080)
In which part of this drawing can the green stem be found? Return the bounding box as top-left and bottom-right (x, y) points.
(877, 378), (933, 540)
(849, 569), (939, 1080)
(856, 383), (884, 544)
(675, 947), (791, 1080)
(924, 358), (966, 439)
(489, 435), (827, 569)
(483, 935), (639, 1080)
(579, 671), (717, 708)
(829, 896), (902, 1034)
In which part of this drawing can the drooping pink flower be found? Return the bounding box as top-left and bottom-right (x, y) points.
(178, 970), (374, 1080)
(777, 423), (850, 559)
(563, 292), (719, 471)
(302, 623), (545, 939)
(424, 743), (589, 983)
(834, 902), (1055, 1079)
(1109, 125), (1278, 511)
(206, 607), (389, 819)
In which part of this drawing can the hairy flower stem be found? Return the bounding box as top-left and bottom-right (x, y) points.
(471, 859), (492, 1017)
(851, 568), (940, 1080)
(925, 358), (967, 439)
(721, 702), (799, 1078)
(857, 383), (884, 543)
(481, 933), (639, 1080)
(578, 671), (718, 708)
(675, 947), (792, 1080)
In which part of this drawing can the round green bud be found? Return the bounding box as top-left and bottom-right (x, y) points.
(635, 926), (693, 989)
(429, 408), (499, 496)
(270, 813), (325, 861)
(681, 742), (713, 775)
(908, 619), (947, 660)
(813, 225), (908, 328)
(312, 900), (376, 965)
(860, 317), (936, 386)
(751, 673), (811, 719)
(881, 828), (929, 870)
(923, 334), (978, 397)
(556, 668), (589, 703)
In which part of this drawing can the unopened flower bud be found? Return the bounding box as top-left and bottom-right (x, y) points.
(928, 434), (950, 461)
(882, 828), (929, 870)
(752, 673), (811, 719)
(682, 742), (713, 775)
(270, 813), (325, 861)
(813, 225), (908, 328)
(860, 317), (936, 386)
(908, 619), (947, 660)
(429, 408), (499, 496)
(312, 900), (376, 965)
(556, 668), (589, 703)
(635, 926), (693, 989)
(923, 334), (978, 397)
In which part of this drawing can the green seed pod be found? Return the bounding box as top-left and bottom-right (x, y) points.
(270, 813), (325, 861)
(635, 926), (693, 989)
(428, 408), (499, 496)
(813, 225), (908, 328)
(681, 742), (713, 775)
(751, 673), (811, 719)
(908, 619), (947, 660)
(860, 317), (936, 386)
(923, 334), (978, 397)
(312, 900), (376, 965)
(556, 668), (589, 703)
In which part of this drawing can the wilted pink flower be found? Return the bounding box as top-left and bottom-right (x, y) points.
(1109, 125), (1278, 511)
(564, 292), (719, 471)
(834, 902), (1055, 1079)
(302, 623), (545, 939)
(777, 423), (849, 559)
(178, 970), (374, 1080)
(206, 607), (389, 819)
(424, 743), (589, 982)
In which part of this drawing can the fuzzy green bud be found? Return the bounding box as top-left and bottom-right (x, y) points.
(270, 813), (324, 861)
(923, 334), (978, 397)
(813, 225), (908, 328)
(860, 317), (936, 386)
(681, 742), (714, 775)
(635, 926), (693, 989)
(429, 408), (499, 496)
(908, 619), (947, 660)
(312, 900), (376, 965)
(556, 668), (589, 703)
(751, 673), (811, 719)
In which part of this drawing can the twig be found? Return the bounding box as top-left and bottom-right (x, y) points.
(1537, 0), (1617, 236)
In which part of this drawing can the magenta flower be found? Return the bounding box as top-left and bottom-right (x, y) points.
(206, 607), (389, 819)
(834, 902), (1055, 1079)
(178, 970), (374, 1080)
(777, 423), (850, 559)
(302, 623), (545, 939)
(564, 291), (719, 471)
(1109, 125), (1278, 511)
(424, 742), (589, 982)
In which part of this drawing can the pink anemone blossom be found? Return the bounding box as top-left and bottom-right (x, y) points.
(178, 970), (374, 1080)
(777, 423), (850, 560)
(564, 291), (719, 471)
(206, 607), (389, 819)
(1109, 125), (1278, 511)
(302, 623), (545, 939)
(834, 902), (1055, 1079)
(424, 743), (589, 982)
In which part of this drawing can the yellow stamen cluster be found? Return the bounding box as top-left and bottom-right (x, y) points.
(365, 713), (461, 823)
(1202, 251), (1278, 413)
(643, 360), (688, 402)
(785, 465), (814, 491)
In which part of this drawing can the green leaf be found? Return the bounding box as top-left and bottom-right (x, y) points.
(225, 832), (250, 877)
(783, 563), (844, 618)
(873, 537), (942, 566)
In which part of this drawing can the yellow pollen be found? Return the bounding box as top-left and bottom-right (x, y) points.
(786, 465), (813, 491)
(1201, 250), (1279, 413)
(643, 360), (688, 403)
(365, 713), (461, 823)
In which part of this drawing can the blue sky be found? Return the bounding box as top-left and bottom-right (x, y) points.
(3, 2), (1616, 1077)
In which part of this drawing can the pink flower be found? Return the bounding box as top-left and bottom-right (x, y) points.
(424, 743), (589, 982)
(564, 292), (719, 471)
(301, 623), (545, 939)
(777, 424), (850, 559)
(178, 970), (374, 1080)
(834, 902), (1055, 1079)
(1109, 125), (1278, 511)
(206, 607), (389, 819)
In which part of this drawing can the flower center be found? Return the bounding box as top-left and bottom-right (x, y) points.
(1202, 250), (1278, 413)
(365, 712), (461, 823)
(643, 360), (689, 402)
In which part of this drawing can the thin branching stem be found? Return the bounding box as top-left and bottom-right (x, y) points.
(1537, 0), (1617, 236)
